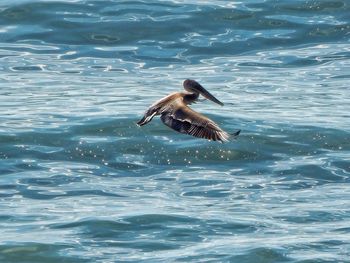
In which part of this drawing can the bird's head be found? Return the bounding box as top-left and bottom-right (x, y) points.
(183, 79), (224, 106)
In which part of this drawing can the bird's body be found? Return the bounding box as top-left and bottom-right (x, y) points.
(137, 79), (240, 142)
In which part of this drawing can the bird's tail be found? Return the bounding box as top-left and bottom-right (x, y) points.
(231, 129), (241, 139)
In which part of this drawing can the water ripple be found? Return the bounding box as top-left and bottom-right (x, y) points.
(0, 0), (350, 262)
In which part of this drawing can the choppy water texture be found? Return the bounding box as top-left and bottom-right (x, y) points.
(0, 0), (350, 262)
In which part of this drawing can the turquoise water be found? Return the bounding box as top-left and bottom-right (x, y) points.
(0, 0), (350, 262)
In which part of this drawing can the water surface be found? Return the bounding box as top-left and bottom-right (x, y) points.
(0, 0), (350, 262)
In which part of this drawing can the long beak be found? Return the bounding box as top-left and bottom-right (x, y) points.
(193, 83), (224, 106)
(200, 88), (224, 106)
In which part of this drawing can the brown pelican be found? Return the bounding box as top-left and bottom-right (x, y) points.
(137, 79), (240, 142)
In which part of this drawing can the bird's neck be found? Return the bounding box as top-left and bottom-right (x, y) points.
(183, 92), (199, 105)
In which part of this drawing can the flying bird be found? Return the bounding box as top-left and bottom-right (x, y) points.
(137, 79), (240, 142)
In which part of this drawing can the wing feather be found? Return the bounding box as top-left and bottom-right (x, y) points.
(160, 101), (230, 142)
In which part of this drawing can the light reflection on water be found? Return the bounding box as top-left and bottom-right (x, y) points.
(0, 0), (350, 262)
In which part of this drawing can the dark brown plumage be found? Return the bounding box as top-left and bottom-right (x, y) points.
(137, 79), (240, 142)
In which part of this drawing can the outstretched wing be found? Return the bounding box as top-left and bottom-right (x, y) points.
(160, 101), (230, 142)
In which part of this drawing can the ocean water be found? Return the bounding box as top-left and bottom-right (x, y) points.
(0, 0), (350, 262)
